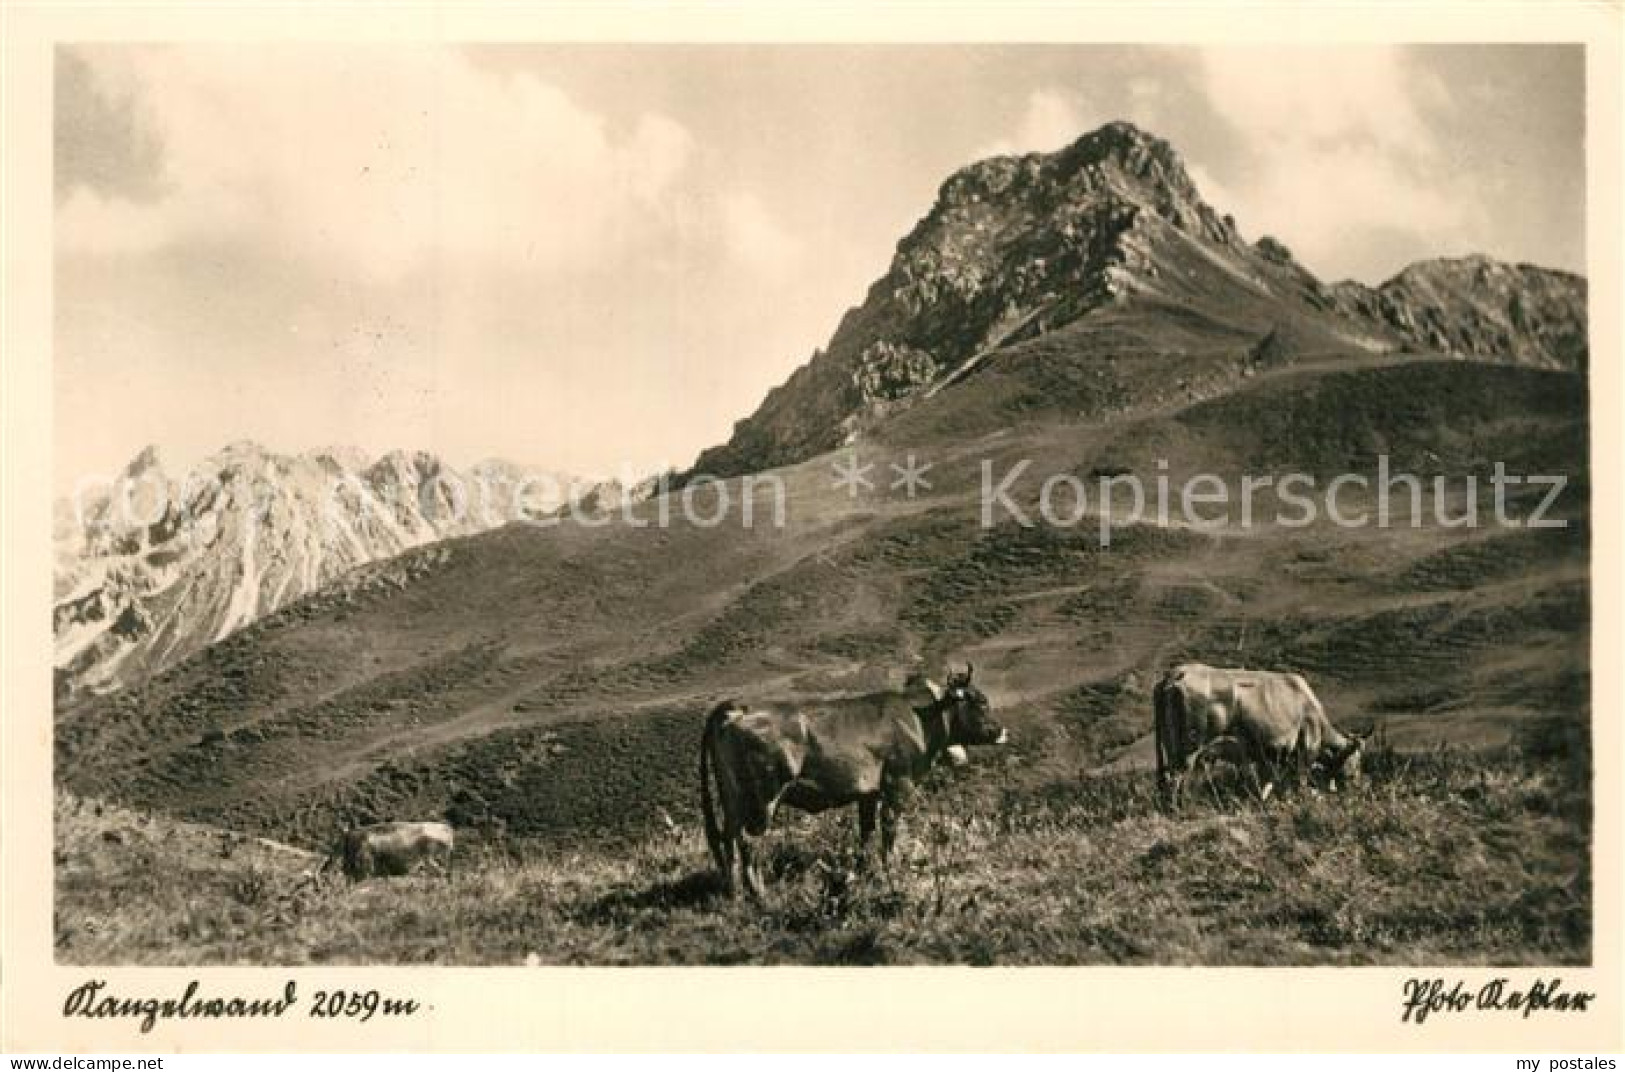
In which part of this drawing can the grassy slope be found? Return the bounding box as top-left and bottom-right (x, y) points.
(57, 741), (1589, 966)
(56, 352), (1589, 855)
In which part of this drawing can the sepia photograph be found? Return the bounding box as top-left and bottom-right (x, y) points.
(4, 3), (1622, 1055)
(45, 39), (1595, 969)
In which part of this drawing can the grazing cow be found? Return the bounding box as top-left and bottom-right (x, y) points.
(323, 821), (455, 880)
(1154, 662), (1365, 807)
(699, 666), (1007, 899)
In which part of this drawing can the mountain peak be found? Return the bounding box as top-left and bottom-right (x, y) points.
(1386, 254), (1585, 290)
(691, 123), (1585, 480)
(1330, 253), (1588, 368)
(934, 120), (1202, 217)
(367, 448), (440, 476)
(1054, 120), (1185, 175)
(215, 439), (271, 458)
(120, 444), (168, 479)
(694, 122), (1252, 478)
(304, 445), (372, 472)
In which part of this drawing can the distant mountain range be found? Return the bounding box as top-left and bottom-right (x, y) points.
(695, 121), (1585, 479)
(54, 443), (588, 694)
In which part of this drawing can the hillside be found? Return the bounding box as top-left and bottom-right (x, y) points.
(56, 356), (1590, 853)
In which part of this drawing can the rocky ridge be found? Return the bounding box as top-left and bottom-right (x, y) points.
(693, 121), (1586, 479)
(54, 443), (587, 694)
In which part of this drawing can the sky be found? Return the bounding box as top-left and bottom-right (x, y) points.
(54, 44), (1585, 488)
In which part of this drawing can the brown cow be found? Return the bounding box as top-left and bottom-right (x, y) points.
(1154, 662), (1365, 807)
(698, 666), (1006, 899)
(324, 820), (455, 880)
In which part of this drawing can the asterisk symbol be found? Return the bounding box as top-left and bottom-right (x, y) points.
(889, 453), (934, 498)
(830, 451), (874, 498)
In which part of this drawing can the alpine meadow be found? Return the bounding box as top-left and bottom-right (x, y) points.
(52, 51), (1592, 967)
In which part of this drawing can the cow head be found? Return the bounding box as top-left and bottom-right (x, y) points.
(1320, 731), (1367, 788)
(338, 828), (374, 880)
(939, 664), (1008, 748)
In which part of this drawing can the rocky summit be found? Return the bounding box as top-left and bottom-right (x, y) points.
(1329, 256), (1587, 370)
(694, 121), (1586, 479)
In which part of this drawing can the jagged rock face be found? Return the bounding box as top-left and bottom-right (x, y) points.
(567, 470), (668, 518)
(695, 123), (1250, 477)
(856, 341), (938, 402)
(54, 444), (584, 695)
(693, 121), (1587, 479)
(1329, 257), (1587, 369)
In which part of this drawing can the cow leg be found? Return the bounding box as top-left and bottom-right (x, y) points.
(716, 833), (739, 896)
(878, 778), (916, 876)
(709, 813), (742, 898)
(1279, 746), (1299, 798)
(737, 834), (767, 902)
(730, 792), (777, 902)
(1177, 744), (1212, 811)
(711, 765), (756, 900)
(1258, 746), (1296, 803)
(1248, 752), (1271, 802)
(1254, 755), (1277, 804)
(1198, 747), (1225, 807)
(856, 797), (879, 872)
(1162, 766), (1191, 812)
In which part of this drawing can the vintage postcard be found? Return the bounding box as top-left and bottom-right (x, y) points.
(3, 0), (1622, 1054)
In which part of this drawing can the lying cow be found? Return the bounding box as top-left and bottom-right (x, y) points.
(698, 666), (1007, 899)
(1153, 662), (1365, 808)
(322, 820), (455, 880)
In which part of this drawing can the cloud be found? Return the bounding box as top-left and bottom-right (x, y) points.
(1125, 77), (1170, 127)
(974, 80), (1179, 164)
(54, 44), (825, 487)
(975, 89), (1092, 158)
(719, 191), (801, 273)
(1200, 48), (1432, 153)
(1204, 145), (1473, 274)
(1186, 163), (1242, 220)
(1192, 46), (1481, 279)
(54, 49), (165, 203)
(55, 47), (703, 282)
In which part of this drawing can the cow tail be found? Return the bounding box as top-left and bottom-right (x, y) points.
(699, 702), (735, 871)
(1153, 676), (1175, 781)
(1152, 677), (1166, 786)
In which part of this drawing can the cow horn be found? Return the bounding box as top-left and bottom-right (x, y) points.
(965, 662), (974, 682)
